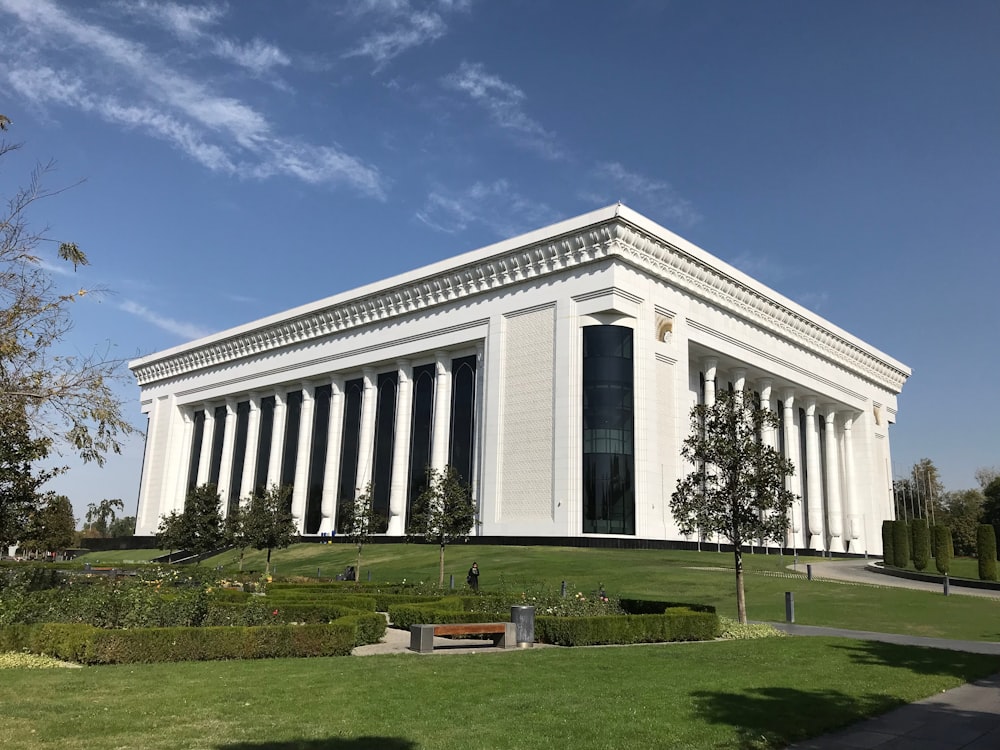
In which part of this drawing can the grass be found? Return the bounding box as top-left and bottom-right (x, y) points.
(70, 548), (168, 564)
(2, 637), (996, 750)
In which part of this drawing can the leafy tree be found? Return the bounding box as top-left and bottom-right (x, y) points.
(340, 483), (376, 583)
(0, 120), (132, 466)
(411, 466), (477, 586)
(980, 477), (1000, 544)
(933, 525), (952, 575)
(23, 492), (76, 557)
(977, 524), (997, 581)
(107, 515), (136, 538)
(670, 388), (796, 624)
(222, 503), (249, 571)
(890, 521), (910, 568)
(975, 467), (1000, 491)
(83, 498), (124, 538)
(0, 401), (60, 554)
(242, 485), (296, 574)
(936, 489), (984, 557)
(154, 484), (223, 562)
(881, 520), (894, 566)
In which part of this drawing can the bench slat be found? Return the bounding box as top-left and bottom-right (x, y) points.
(433, 622), (508, 636)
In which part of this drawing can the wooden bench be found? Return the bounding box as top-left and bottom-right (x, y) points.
(409, 622), (516, 653)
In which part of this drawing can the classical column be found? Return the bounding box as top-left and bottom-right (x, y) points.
(238, 395), (262, 503)
(822, 406), (844, 552)
(804, 398), (824, 551)
(266, 390), (288, 489)
(759, 379), (774, 448)
(843, 415), (860, 549)
(471, 341), (486, 514)
(290, 383), (316, 531)
(702, 357), (718, 407)
(320, 377), (345, 535)
(355, 368), (378, 494)
(430, 351), (453, 473)
(171, 407), (196, 513)
(216, 398), (238, 515)
(732, 368), (747, 400)
(196, 404), (216, 488)
(387, 361), (414, 536)
(782, 390), (802, 547)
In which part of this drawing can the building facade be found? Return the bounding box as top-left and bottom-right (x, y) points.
(130, 205), (909, 553)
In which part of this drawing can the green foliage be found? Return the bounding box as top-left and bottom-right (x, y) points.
(0, 651), (79, 669)
(937, 489), (985, 557)
(890, 520), (910, 568)
(535, 609), (719, 646)
(933, 525), (952, 575)
(156, 484), (224, 558)
(717, 617), (787, 640)
(982, 478), (1000, 545)
(977, 524), (997, 581)
(107, 515), (136, 538)
(0, 403), (59, 553)
(23, 492), (76, 554)
(339, 482), (377, 581)
(671, 389), (796, 624)
(83, 498), (124, 538)
(911, 519), (930, 571)
(881, 520), (894, 564)
(410, 466), (477, 585)
(242, 485), (296, 571)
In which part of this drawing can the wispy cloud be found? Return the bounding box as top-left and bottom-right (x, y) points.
(589, 162), (701, 227)
(416, 179), (556, 236)
(343, 1), (470, 71)
(120, 300), (212, 340)
(443, 62), (561, 159)
(0, 0), (382, 196)
(122, 0), (225, 41)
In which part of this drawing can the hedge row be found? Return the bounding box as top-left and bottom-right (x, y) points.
(911, 519), (930, 572)
(978, 525), (998, 581)
(263, 593), (379, 611)
(0, 614), (385, 664)
(933, 525), (952, 575)
(535, 609), (719, 646)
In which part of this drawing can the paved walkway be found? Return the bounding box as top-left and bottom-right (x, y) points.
(795, 559), (1000, 599)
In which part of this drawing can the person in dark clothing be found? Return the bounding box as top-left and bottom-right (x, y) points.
(466, 562), (480, 592)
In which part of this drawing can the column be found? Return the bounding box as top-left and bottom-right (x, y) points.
(290, 383), (316, 531)
(430, 351), (453, 473)
(320, 377), (345, 535)
(843, 415), (860, 549)
(804, 397), (824, 551)
(355, 367), (378, 493)
(238, 395), (262, 503)
(732, 367), (746, 400)
(782, 390), (802, 547)
(196, 403), (216, 487)
(266, 390), (288, 489)
(471, 341), (486, 517)
(170, 407), (196, 513)
(822, 406), (844, 552)
(759, 379), (774, 449)
(216, 398), (238, 515)
(702, 357), (718, 407)
(387, 361), (413, 536)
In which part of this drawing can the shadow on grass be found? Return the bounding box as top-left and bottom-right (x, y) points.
(832, 640), (1000, 679)
(690, 686), (899, 749)
(216, 739), (415, 750)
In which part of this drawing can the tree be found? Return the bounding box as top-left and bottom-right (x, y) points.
(242, 485), (296, 575)
(154, 484), (223, 561)
(936, 489), (984, 557)
(83, 498), (124, 538)
(0, 401), (60, 554)
(222, 503), (248, 571)
(975, 467), (999, 491)
(411, 466), (477, 586)
(980, 477), (1000, 544)
(23, 492), (76, 557)
(340, 483), (376, 583)
(0, 120), (133, 466)
(107, 515), (136, 538)
(670, 388), (797, 624)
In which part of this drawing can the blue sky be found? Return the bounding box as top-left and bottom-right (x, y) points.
(1, 0), (997, 524)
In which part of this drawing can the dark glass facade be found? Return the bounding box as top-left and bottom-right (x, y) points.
(305, 385), (332, 534)
(407, 364), (435, 530)
(336, 379), (364, 533)
(208, 405), (227, 486)
(280, 391), (302, 488)
(582, 326), (635, 535)
(449, 355), (477, 485)
(253, 396), (275, 494)
(187, 409), (206, 491)
(371, 372), (398, 532)
(228, 400), (250, 515)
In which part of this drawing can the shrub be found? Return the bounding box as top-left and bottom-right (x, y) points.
(535, 608), (718, 646)
(977, 525), (998, 581)
(911, 519), (930, 571)
(881, 520), (894, 565)
(891, 521), (910, 568)
(718, 617), (787, 640)
(934, 525), (952, 576)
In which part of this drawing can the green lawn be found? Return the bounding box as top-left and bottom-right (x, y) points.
(70, 548), (168, 564)
(2, 637), (996, 750)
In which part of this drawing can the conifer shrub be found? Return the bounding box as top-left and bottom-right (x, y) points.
(934, 525), (952, 576)
(911, 519), (930, 571)
(881, 520), (894, 565)
(891, 521), (910, 568)
(977, 525), (998, 581)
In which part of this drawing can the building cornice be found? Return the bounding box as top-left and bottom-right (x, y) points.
(130, 208), (910, 393)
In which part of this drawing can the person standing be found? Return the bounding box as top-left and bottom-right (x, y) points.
(466, 562), (480, 592)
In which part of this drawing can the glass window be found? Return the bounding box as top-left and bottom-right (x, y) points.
(407, 364), (435, 532)
(253, 396), (275, 494)
(449, 355), (477, 486)
(228, 401), (251, 516)
(582, 326), (635, 535)
(280, 391), (302, 488)
(187, 409), (205, 491)
(336, 379), (364, 534)
(371, 371), (398, 533)
(304, 385), (332, 535)
(208, 405), (227, 486)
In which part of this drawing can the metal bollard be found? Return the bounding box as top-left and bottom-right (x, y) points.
(806, 564), (813, 581)
(785, 592), (795, 623)
(560, 580), (567, 598)
(944, 574), (950, 596)
(367, 570), (371, 581)
(317, 567), (321, 579)
(450, 573), (454, 589)
(510, 605), (535, 648)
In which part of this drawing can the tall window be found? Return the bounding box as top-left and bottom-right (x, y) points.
(280, 390), (302, 488)
(582, 326), (635, 535)
(449, 355), (477, 486)
(372, 371), (398, 532)
(208, 405), (227, 486)
(305, 385), (332, 534)
(407, 364), (435, 531)
(336, 379), (364, 533)
(253, 396), (275, 494)
(798, 407), (809, 507)
(187, 409), (206, 491)
(228, 401), (251, 516)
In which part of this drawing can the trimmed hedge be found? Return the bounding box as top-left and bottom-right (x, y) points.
(619, 599), (716, 615)
(911, 519), (930, 571)
(977, 525), (998, 581)
(535, 609), (719, 646)
(0, 616), (382, 664)
(891, 521), (910, 568)
(881, 520), (894, 565)
(933, 525), (952, 576)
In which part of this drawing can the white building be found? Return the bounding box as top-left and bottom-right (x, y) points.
(130, 205), (909, 553)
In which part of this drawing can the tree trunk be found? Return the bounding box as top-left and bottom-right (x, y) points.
(734, 545), (748, 624)
(439, 542), (445, 586)
(266, 547), (272, 576)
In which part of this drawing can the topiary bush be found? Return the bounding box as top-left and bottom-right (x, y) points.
(535, 608), (719, 646)
(934, 525), (952, 576)
(911, 519), (930, 571)
(891, 521), (910, 568)
(881, 520), (894, 565)
(977, 525), (998, 581)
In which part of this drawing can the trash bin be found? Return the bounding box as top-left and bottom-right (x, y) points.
(510, 605), (535, 648)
